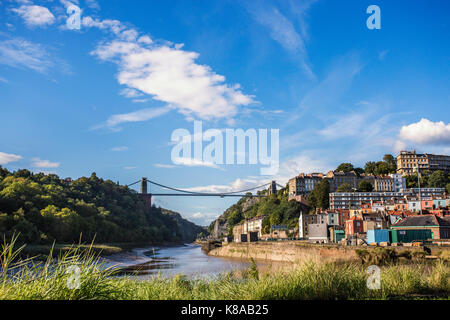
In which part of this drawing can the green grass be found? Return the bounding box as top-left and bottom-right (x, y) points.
(1, 236), (448, 300)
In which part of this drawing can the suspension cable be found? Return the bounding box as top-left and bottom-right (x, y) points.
(146, 178), (271, 195)
(127, 178), (271, 195)
(126, 180), (141, 187)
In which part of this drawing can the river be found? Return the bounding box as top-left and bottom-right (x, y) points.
(101, 244), (252, 279)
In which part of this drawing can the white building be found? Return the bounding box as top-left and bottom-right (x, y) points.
(372, 202), (386, 213)
(389, 174), (406, 192)
(407, 199), (421, 213)
(246, 215), (266, 238)
(299, 211), (339, 239)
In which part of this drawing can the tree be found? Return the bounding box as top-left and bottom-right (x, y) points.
(308, 180), (329, 209)
(364, 161), (377, 175)
(262, 216), (271, 234)
(446, 183), (450, 194)
(0, 166), (9, 178)
(0, 169), (206, 245)
(374, 161), (389, 175)
(336, 183), (352, 192)
(405, 175), (418, 188)
(270, 211), (282, 226)
(227, 209), (242, 227)
(358, 180), (374, 192)
(383, 154), (397, 173)
(354, 167), (364, 176)
(428, 170), (447, 188)
(336, 163), (354, 173)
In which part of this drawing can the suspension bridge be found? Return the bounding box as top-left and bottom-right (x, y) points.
(126, 178), (284, 208)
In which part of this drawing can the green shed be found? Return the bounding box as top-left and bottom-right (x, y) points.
(392, 229), (432, 243)
(334, 230), (345, 243)
(390, 229), (398, 243)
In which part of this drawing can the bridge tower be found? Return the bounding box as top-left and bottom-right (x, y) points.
(140, 177), (152, 209)
(141, 177), (148, 194)
(268, 180), (277, 195)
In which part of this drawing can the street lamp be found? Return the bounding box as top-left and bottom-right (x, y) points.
(417, 163), (422, 215)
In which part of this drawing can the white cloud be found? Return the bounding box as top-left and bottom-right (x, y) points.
(119, 88), (143, 98)
(31, 157), (60, 168)
(132, 99), (148, 103)
(178, 153), (331, 196)
(299, 53), (362, 113)
(183, 178), (260, 194)
(318, 104), (395, 141)
(5, 23), (15, 30)
(87, 18), (254, 121)
(111, 146), (128, 152)
(319, 112), (370, 139)
(378, 49), (389, 61)
(0, 76), (8, 83)
(12, 5), (55, 27)
(154, 163), (177, 169)
(243, 0), (316, 77)
(399, 118), (450, 145)
(192, 212), (205, 218)
(138, 35), (152, 45)
(0, 38), (53, 73)
(10, 0), (33, 4)
(305, 101), (411, 163)
(172, 157), (222, 169)
(274, 154), (332, 184)
(0, 152), (22, 165)
(283, 52), (364, 128)
(189, 211), (218, 225)
(94, 106), (170, 130)
(85, 0), (100, 10)
(81, 16), (134, 40)
(59, 0), (80, 11)
(124, 166), (137, 170)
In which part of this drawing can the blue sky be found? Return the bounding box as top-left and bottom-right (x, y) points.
(0, 0), (449, 226)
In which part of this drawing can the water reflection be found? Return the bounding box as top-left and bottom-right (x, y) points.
(102, 244), (251, 279)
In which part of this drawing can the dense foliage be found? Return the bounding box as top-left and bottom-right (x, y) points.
(336, 183), (352, 192)
(209, 188), (305, 236)
(363, 154), (397, 175)
(358, 180), (374, 192)
(307, 180), (330, 211)
(0, 167), (204, 245)
(334, 154), (397, 177)
(404, 170), (450, 189)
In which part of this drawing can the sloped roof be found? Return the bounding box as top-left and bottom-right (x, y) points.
(392, 215), (450, 227)
(441, 216), (450, 223)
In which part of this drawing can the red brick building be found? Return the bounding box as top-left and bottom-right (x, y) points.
(338, 209), (350, 226)
(345, 216), (364, 236)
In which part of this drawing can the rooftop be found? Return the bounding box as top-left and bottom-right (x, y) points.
(392, 215), (450, 227)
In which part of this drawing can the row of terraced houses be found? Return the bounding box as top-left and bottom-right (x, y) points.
(229, 151), (450, 245)
(290, 151), (450, 245)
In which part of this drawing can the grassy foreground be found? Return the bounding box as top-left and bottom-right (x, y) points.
(1, 237), (448, 300)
